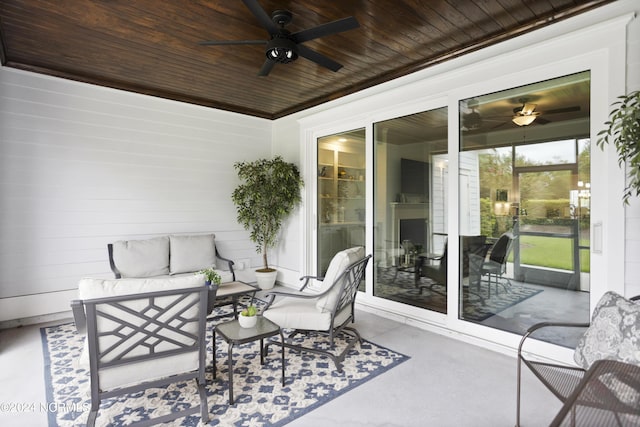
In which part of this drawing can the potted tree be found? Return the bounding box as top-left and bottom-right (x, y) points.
(597, 90), (640, 204)
(232, 156), (304, 289)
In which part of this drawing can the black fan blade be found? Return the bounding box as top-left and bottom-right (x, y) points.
(536, 117), (551, 125)
(545, 105), (581, 114)
(258, 59), (276, 77)
(292, 16), (359, 43)
(298, 45), (342, 72)
(242, 0), (278, 34)
(199, 40), (267, 46)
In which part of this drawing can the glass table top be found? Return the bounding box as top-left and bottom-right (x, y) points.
(215, 316), (281, 343)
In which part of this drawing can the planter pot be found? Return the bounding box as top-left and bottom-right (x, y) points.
(238, 314), (257, 328)
(255, 269), (277, 290)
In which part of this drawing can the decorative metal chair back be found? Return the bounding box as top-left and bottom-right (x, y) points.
(331, 254), (371, 320)
(82, 286), (209, 426)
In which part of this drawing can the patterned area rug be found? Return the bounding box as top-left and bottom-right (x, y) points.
(42, 307), (409, 427)
(375, 268), (543, 321)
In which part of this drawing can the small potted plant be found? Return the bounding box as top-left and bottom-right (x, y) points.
(238, 305), (258, 328)
(197, 267), (221, 287)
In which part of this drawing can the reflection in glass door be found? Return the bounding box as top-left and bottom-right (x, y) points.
(459, 71), (591, 347)
(317, 130), (366, 281)
(373, 108), (448, 313)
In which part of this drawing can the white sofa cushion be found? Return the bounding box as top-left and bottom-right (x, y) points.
(78, 275), (205, 390)
(315, 247), (365, 312)
(169, 234), (217, 275)
(111, 236), (170, 278)
(164, 270), (234, 283)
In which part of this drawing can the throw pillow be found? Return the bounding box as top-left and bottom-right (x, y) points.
(111, 236), (170, 278)
(169, 234), (217, 275)
(574, 291), (640, 369)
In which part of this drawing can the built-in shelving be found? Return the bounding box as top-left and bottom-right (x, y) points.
(317, 131), (366, 276)
(318, 147), (365, 225)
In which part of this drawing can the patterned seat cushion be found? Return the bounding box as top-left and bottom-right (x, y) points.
(574, 291), (640, 369)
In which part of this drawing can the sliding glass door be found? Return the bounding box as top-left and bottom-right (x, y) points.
(372, 108), (449, 313)
(458, 71), (591, 346)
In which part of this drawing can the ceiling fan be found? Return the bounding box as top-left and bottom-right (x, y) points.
(512, 100), (541, 126)
(199, 0), (360, 76)
(511, 98), (581, 126)
(461, 99), (485, 131)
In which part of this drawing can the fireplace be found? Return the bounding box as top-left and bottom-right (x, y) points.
(391, 202), (429, 266)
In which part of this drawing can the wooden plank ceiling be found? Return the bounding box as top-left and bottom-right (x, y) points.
(0, 0), (611, 120)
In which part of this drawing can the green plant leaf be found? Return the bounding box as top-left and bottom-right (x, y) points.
(597, 90), (640, 205)
(241, 305), (257, 316)
(231, 156), (304, 269)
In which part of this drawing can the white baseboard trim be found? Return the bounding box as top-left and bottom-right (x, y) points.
(0, 290), (76, 328)
(275, 266), (300, 289)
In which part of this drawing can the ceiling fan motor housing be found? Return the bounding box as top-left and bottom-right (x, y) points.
(266, 36), (298, 63)
(271, 10), (293, 26)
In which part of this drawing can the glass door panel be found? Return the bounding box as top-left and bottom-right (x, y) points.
(317, 129), (366, 286)
(459, 71), (591, 347)
(373, 107), (448, 313)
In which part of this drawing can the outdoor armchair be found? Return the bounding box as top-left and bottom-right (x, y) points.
(262, 247), (371, 372)
(70, 275), (211, 427)
(516, 292), (640, 427)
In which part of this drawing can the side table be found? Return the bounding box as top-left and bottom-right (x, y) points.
(208, 281), (259, 319)
(213, 316), (285, 405)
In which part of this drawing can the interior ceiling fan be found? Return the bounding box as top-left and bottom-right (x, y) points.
(511, 98), (581, 126)
(461, 98), (484, 131)
(199, 0), (360, 77)
(463, 97), (582, 131)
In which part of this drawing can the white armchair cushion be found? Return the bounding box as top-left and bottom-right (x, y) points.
(78, 275), (205, 390)
(111, 236), (170, 278)
(169, 234), (217, 274)
(315, 247), (365, 312)
(264, 297), (351, 331)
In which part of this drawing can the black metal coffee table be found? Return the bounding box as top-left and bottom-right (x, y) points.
(213, 316), (285, 405)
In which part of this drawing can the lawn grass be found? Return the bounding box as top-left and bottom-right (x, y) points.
(516, 235), (590, 272)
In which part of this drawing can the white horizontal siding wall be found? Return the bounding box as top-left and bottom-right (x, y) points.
(0, 67), (271, 321)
